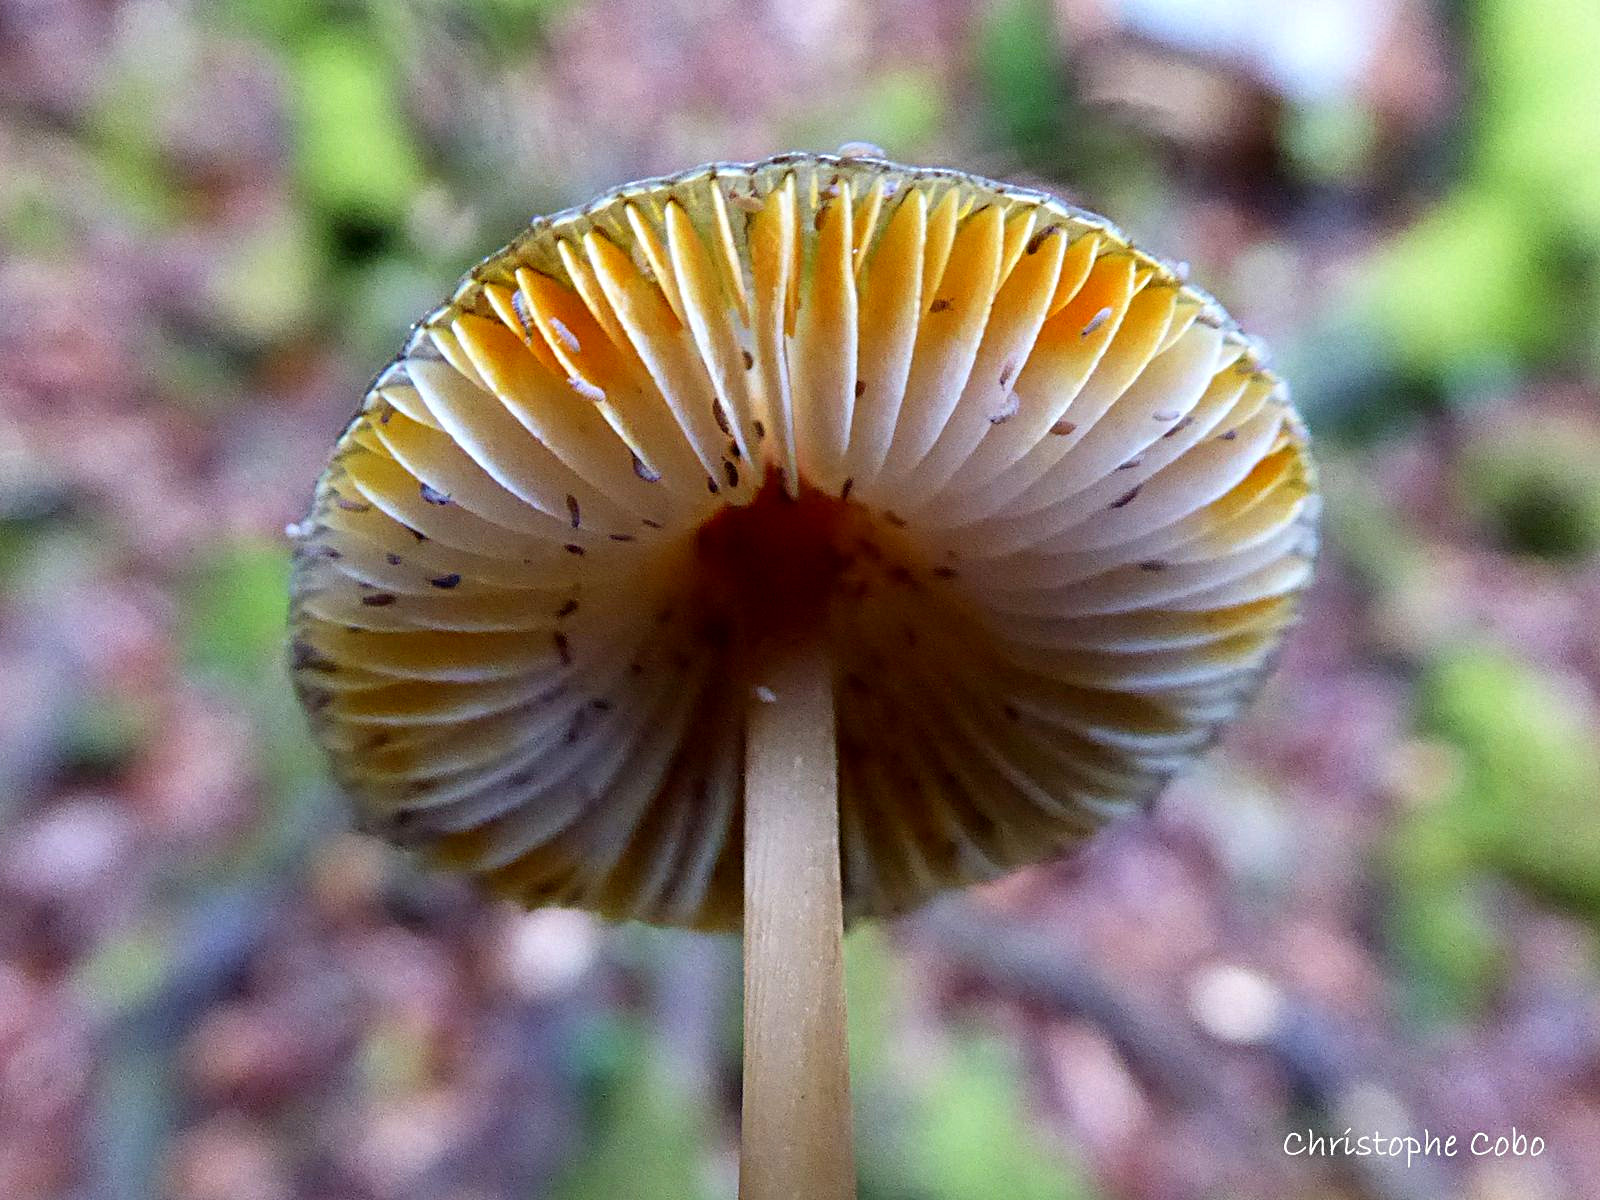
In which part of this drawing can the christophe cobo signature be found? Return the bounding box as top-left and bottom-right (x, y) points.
(1284, 1128), (1546, 1169)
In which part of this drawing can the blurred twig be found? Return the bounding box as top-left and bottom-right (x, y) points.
(86, 882), (286, 1200)
(913, 901), (1238, 1111)
(84, 797), (335, 1200)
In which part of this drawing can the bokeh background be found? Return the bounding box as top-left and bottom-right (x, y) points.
(3, 0), (1600, 1197)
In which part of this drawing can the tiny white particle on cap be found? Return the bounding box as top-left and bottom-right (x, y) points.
(284, 519), (312, 539)
(568, 376), (606, 403)
(549, 317), (581, 354)
(837, 141), (886, 159)
(1082, 306), (1113, 336)
(510, 288), (533, 331)
(754, 685), (777, 704)
(989, 392), (1021, 424)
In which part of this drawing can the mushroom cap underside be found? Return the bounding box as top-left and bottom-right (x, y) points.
(288, 152), (1319, 930)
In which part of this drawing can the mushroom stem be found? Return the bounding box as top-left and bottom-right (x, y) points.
(740, 632), (854, 1200)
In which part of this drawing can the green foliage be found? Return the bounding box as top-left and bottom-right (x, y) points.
(971, 0), (1151, 211)
(84, 63), (183, 230)
(1315, 456), (1427, 592)
(183, 541), (293, 685)
(1361, 0), (1600, 386)
(848, 930), (1095, 1200)
(74, 927), (173, 1018)
(1476, 0), (1600, 238)
(289, 28), (428, 225)
(200, 2), (575, 358)
(845, 927), (897, 1068)
(1387, 647), (1600, 1022)
(418, 0), (577, 54)
(1310, 0), (1600, 442)
(852, 70), (948, 157)
(211, 0), (573, 63)
(785, 68), (946, 162)
(1282, 97), (1379, 186)
(0, 167), (73, 253)
(209, 0), (329, 43)
(55, 693), (152, 780)
(1459, 419), (1600, 562)
(338, 253), (458, 363)
(1424, 649), (1600, 910)
(907, 1036), (1090, 1200)
(1385, 815), (1505, 1026)
(551, 1017), (714, 1200)
(207, 210), (324, 346)
(0, 479), (76, 591)
(1367, 187), (1553, 376)
(977, 0), (1068, 174)
(182, 540), (326, 868)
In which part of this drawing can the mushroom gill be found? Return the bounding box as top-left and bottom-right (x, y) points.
(287, 152), (1319, 931)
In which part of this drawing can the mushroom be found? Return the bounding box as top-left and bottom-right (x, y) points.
(288, 151), (1318, 1198)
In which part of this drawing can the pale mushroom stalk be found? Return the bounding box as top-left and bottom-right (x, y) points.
(288, 151), (1318, 1200)
(741, 628), (852, 1200)
(703, 475), (857, 1196)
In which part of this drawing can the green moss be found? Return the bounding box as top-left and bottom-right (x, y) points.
(289, 28), (427, 225)
(977, 0), (1068, 175)
(1424, 649), (1600, 907)
(908, 1035), (1091, 1200)
(1476, 0), (1600, 238)
(0, 168), (73, 254)
(785, 68), (946, 162)
(208, 211), (325, 346)
(74, 928), (173, 1018)
(183, 541), (293, 684)
(56, 693), (153, 780)
(1367, 187), (1553, 375)
(551, 1017), (714, 1200)
(181, 540), (327, 870)
(1460, 420), (1600, 562)
(1384, 814), (1507, 1025)
(1386, 646), (1600, 1021)
(847, 930), (1096, 1200)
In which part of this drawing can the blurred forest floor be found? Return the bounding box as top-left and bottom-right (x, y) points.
(2, 1), (1600, 1199)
